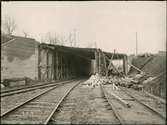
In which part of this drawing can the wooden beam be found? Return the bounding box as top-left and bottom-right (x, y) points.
(103, 53), (107, 76)
(98, 49), (121, 76)
(143, 90), (166, 104)
(51, 50), (54, 80)
(110, 91), (131, 108)
(98, 49), (102, 75)
(46, 49), (49, 80)
(38, 45), (41, 80)
(56, 51), (59, 80)
(106, 50), (121, 76)
(99, 49), (110, 61)
(127, 63), (144, 73)
(56, 48), (92, 61)
(94, 49), (99, 73)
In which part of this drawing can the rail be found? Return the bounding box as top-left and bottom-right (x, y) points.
(1, 79), (75, 97)
(44, 80), (82, 124)
(121, 87), (165, 120)
(1, 79), (77, 117)
(101, 84), (165, 124)
(1, 79), (83, 124)
(100, 84), (126, 125)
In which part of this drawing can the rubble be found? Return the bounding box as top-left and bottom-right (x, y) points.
(1, 84), (5, 89)
(143, 77), (156, 84)
(120, 73), (146, 90)
(83, 73), (108, 88)
(83, 72), (150, 91)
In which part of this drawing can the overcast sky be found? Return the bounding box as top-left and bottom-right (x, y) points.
(1, 1), (166, 55)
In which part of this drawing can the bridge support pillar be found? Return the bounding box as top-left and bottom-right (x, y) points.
(123, 56), (128, 75)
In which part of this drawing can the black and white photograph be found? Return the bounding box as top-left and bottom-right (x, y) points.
(1, 1), (166, 124)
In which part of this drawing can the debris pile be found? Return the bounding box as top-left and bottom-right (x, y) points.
(83, 71), (157, 91)
(119, 73), (147, 90)
(1, 84), (5, 89)
(83, 73), (110, 88)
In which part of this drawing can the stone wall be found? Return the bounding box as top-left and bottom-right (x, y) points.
(1, 38), (39, 81)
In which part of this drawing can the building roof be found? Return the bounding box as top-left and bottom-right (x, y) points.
(1, 34), (39, 45)
(1, 34), (13, 44)
(1, 34), (127, 60)
(40, 43), (127, 60)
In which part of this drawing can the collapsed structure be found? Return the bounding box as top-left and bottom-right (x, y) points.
(2, 34), (165, 99)
(1, 35), (128, 84)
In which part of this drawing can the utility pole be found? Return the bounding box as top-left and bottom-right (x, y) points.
(136, 32), (138, 56)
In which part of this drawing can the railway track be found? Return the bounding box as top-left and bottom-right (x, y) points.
(1, 79), (77, 117)
(100, 84), (165, 124)
(49, 82), (120, 124)
(0, 79), (74, 97)
(1, 79), (83, 124)
(121, 87), (166, 119)
(100, 84), (125, 124)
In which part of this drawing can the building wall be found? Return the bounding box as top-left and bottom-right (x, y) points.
(91, 59), (96, 74)
(1, 38), (39, 81)
(38, 48), (55, 81)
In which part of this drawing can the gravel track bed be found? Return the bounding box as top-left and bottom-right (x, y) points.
(49, 82), (120, 124)
(1, 81), (79, 124)
(123, 87), (166, 118)
(1, 87), (53, 116)
(103, 84), (165, 124)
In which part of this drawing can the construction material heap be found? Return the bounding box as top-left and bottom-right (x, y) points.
(83, 72), (158, 90)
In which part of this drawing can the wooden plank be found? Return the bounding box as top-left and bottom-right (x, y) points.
(46, 49), (49, 80)
(2, 38), (16, 46)
(103, 53), (107, 70)
(98, 49), (120, 76)
(94, 50), (99, 73)
(55, 51), (59, 80)
(38, 45), (41, 80)
(60, 54), (62, 80)
(100, 85), (126, 124)
(106, 50), (115, 76)
(51, 50), (54, 80)
(67, 60), (69, 79)
(57, 48), (91, 61)
(109, 91), (131, 108)
(103, 53), (108, 75)
(143, 90), (166, 104)
(127, 63), (144, 73)
(98, 49), (102, 75)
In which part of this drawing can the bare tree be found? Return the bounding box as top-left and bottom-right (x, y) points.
(86, 41), (97, 48)
(3, 15), (17, 35)
(73, 29), (77, 47)
(60, 35), (68, 46)
(68, 29), (77, 47)
(42, 29), (78, 47)
(68, 32), (73, 46)
(22, 30), (29, 38)
(86, 42), (93, 48)
(43, 32), (61, 45)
